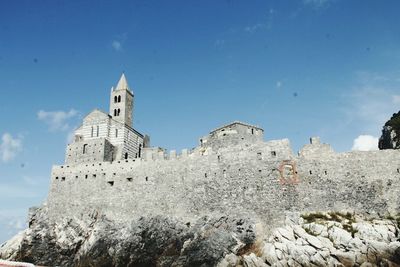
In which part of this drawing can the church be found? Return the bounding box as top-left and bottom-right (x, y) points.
(65, 74), (149, 165)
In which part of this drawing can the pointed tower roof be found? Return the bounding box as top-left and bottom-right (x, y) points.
(115, 73), (130, 91)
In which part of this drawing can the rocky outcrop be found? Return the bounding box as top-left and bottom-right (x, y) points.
(1, 210), (400, 266)
(0, 207), (256, 267)
(379, 111), (400, 149)
(254, 212), (400, 267)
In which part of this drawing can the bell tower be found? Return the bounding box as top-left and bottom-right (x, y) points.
(109, 73), (134, 127)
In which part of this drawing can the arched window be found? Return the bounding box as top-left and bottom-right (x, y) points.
(91, 126), (94, 137)
(96, 126), (99, 137)
(118, 95), (121, 102)
(138, 144), (142, 158)
(117, 109), (121, 116)
(124, 152), (128, 159)
(114, 96), (117, 103)
(114, 109), (117, 116)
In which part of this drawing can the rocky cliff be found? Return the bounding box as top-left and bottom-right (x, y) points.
(379, 111), (400, 150)
(1, 207), (400, 267)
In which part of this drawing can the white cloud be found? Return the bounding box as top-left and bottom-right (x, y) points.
(352, 135), (379, 151)
(303, 0), (332, 8)
(37, 109), (78, 131)
(112, 40), (122, 51)
(245, 23), (266, 33)
(0, 133), (22, 163)
(244, 8), (275, 34)
(343, 85), (400, 135)
(111, 33), (128, 52)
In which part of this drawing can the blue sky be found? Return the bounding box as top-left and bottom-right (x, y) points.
(1, 0), (400, 242)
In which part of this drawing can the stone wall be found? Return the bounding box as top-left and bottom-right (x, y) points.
(65, 138), (114, 165)
(47, 137), (400, 229)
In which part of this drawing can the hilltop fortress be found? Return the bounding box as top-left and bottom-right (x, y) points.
(48, 74), (400, 226)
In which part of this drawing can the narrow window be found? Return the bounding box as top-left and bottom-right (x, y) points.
(91, 126), (94, 137)
(118, 95), (121, 102)
(251, 128), (254, 134)
(324, 170), (327, 175)
(397, 168), (399, 173)
(271, 151), (276, 157)
(117, 109), (121, 116)
(96, 126), (99, 137)
(127, 178), (132, 182)
(85, 174), (88, 179)
(114, 96), (117, 103)
(204, 173), (207, 178)
(138, 144), (142, 158)
(108, 181), (114, 186)
(115, 129), (118, 138)
(309, 170), (312, 175)
(114, 109), (117, 116)
(145, 176), (148, 181)
(125, 152), (128, 159)
(83, 144), (88, 154)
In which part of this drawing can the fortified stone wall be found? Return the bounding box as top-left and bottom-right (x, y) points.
(66, 138), (114, 164)
(47, 137), (400, 229)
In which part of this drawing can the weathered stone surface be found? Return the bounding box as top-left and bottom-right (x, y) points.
(1, 210), (257, 267)
(2, 209), (400, 267)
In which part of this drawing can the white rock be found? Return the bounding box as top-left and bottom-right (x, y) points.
(360, 262), (377, 267)
(277, 227), (295, 241)
(217, 253), (240, 267)
(310, 252), (327, 266)
(287, 258), (302, 267)
(316, 236), (334, 252)
(307, 223), (326, 236)
(274, 242), (288, 254)
(261, 242), (279, 264)
(302, 245), (317, 257)
(305, 234), (324, 249)
(0, 231), (26, 260)
(275, 248), (283, 260)
(332, 250), (355, 266)
(295, 238), (308, 246)
(243, 253), (269, 267)
(327, 226), (352, 248)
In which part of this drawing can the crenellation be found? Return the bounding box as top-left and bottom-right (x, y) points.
(44, 74), (400, 228)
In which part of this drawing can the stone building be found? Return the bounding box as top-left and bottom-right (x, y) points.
(48, 74), (400, 227)
(65, 74), (147, 165)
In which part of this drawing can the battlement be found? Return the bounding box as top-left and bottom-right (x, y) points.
(44, 74), (400, 227)
(48, 129), (400, 225)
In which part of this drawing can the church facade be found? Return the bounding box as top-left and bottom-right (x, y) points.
(65, 74), (148, 165)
